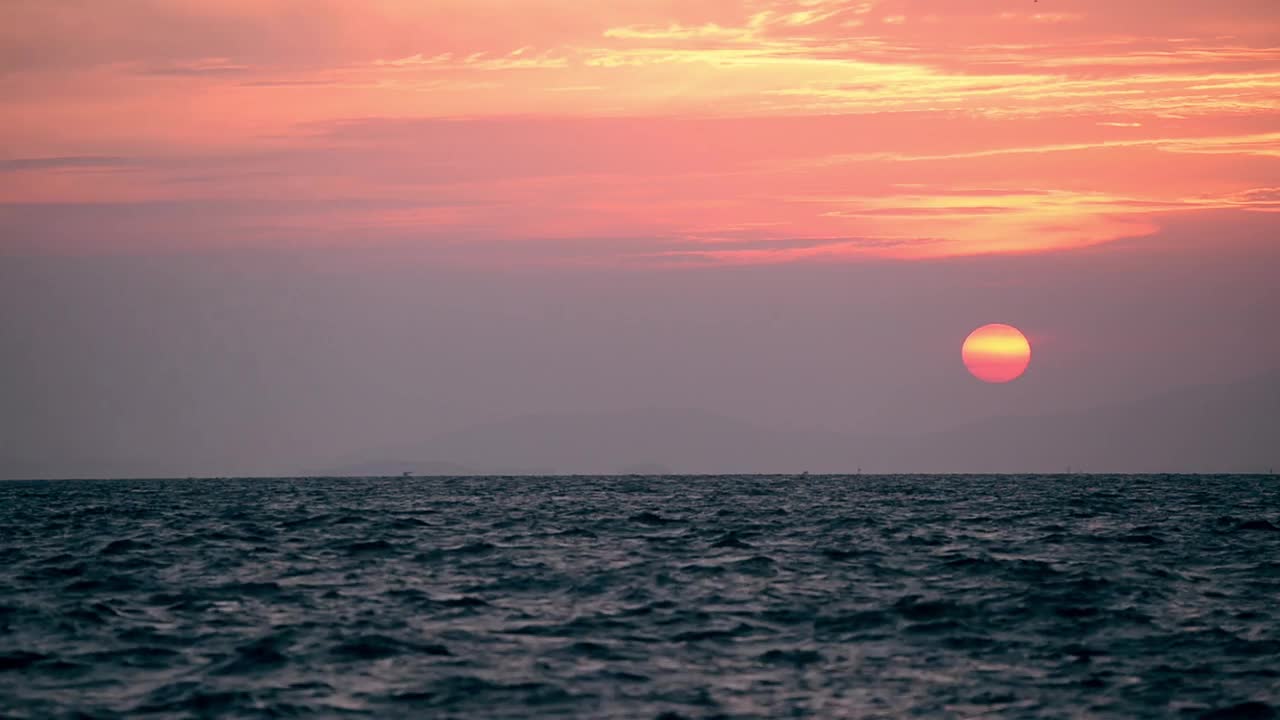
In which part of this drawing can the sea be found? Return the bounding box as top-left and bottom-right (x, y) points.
(1, 475), (1278, 719)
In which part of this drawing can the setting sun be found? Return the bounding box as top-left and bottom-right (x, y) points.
(962, 324), (1032, 384)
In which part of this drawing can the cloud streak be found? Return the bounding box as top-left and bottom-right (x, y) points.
(0, 0), (1277, 264)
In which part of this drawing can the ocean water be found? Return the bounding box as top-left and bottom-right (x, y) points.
(1, 475), (1278, 719)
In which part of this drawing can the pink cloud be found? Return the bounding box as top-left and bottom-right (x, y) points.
(1, 0), (1277, 265)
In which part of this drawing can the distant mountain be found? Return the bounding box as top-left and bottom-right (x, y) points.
(356, 407), (875, 475)
(329, 373), (1278, 476)
(0, 455), (192, 481)
(6, 374), (1276, 479)
(891, 372), (1280, 474)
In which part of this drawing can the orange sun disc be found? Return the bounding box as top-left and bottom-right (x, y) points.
(962, 323), (1031, 383)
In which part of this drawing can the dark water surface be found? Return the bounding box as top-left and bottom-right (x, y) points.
(2, 475), (1278, 719)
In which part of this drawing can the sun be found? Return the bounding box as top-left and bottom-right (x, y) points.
(962, 323), (1031, 383)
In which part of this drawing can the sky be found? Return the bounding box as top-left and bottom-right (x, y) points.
(1, 0), (1278, 475)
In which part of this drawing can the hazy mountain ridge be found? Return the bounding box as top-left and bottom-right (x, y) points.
(4, 373), (1276, 479)
(373, 407), (872, 476)
(320, 372), (1279, 476)
(891, 373), (1279, 473)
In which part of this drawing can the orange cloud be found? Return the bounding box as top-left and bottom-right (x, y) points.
(1, 0), (1277, 264)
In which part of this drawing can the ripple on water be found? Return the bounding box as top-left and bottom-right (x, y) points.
(0, 474), (1277, 719)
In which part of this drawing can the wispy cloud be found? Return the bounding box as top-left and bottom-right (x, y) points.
(136, 58), (252, 76)
(1, 0), (1277, 265)
(0, 156), (135, 172)
(374, 49), (569, 71)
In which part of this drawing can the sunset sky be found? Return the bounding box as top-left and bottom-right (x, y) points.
(4, 0), (1279, 262)
(1, 1), (1277, 475)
